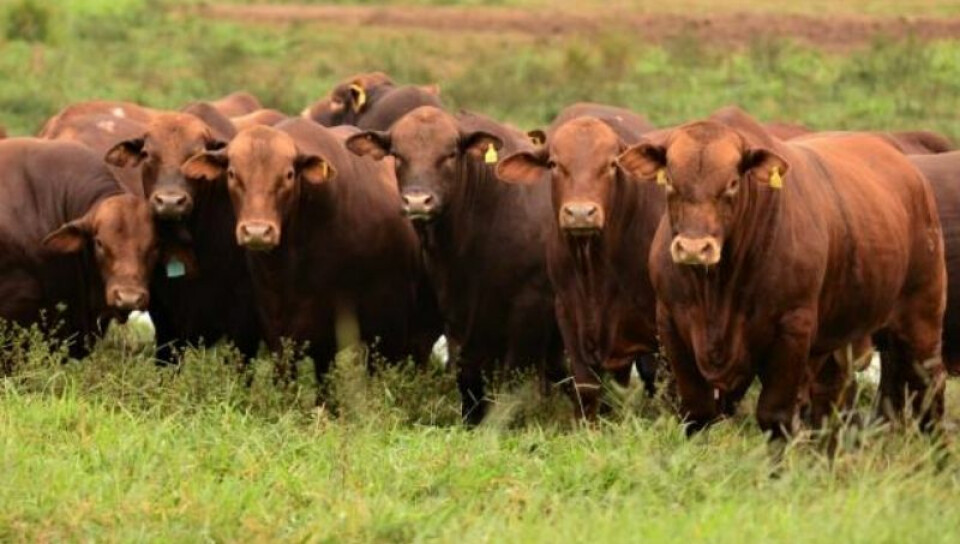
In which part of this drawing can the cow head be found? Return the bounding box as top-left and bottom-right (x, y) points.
(345, 106), (502, 223)
(305, 72), (395, 127)
(618, 121), (788, 267)
(498, 117), (625, 237)
(105, 113), (227, 220)
(180, 126), (336, 251)
(43, 194), (157, 313)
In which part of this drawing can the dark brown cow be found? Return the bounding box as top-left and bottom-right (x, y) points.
(104, 112), (260, 364)
(303, 72), (442, 130)
(345, 106), (566, 424)
(0, 139), (157, 358)
(618, 117), (947, 438)
(181, 119), (431, 383)
(232, 109), (288, 131)
(909, 151), (960, 376)
(497, 105), (662, 418)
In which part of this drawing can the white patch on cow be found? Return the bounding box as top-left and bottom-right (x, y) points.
(96, 120), (116, 133)
(433, 335), (449, 367)
(111, 107), (126, 118)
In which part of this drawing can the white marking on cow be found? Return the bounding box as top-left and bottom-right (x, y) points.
(111, 107), (126, 118)
(96, 120), (116, 133)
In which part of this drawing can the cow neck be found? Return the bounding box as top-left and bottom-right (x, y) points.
(424, 157), (500, 259)
(679, 177), (782, 379)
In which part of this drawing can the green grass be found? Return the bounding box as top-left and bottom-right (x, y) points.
(3, 1), (960, 541)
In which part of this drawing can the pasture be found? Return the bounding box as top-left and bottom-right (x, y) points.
(2, 0), (960, 542)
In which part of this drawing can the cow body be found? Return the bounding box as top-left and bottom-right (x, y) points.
(909, 151), (960, 375)
(183, 119), (430, 382)
(346, 107), (565, 424)
(497, 105), (662, 417)
(619, 116), (946, 437)
(0, 139), (156, 358)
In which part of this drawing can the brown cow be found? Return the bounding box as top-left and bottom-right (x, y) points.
(303, 72), (442, 130)
(181, 119), (431, 384)
(909, 151), (960, 376)
(103, 112), (260, 364)
(38, 100), (157, 139)
(618, 117), (946, 438)
(758, 114), (954, 154)
(231, 109), (288, 131)
(345, 106), (566, 424)
(497, 105), (662, 418)
(0, 139), (157, 359)
(205, 91), (262, 118)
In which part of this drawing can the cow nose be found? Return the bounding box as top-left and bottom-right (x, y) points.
(112, 287), (148, 311)
(559, 201), (603, 234)
(238, 221), (279, 250)
(401, 191), (437, 221)
(151, 190), (192, 219)
(671, 236), (722, 266)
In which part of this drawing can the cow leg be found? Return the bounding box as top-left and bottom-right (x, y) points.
(456, 356), (488, 426)
(808, 353), (856, 429)
(555, 298), (602, 419)
(876, 332), (946, 432)
(755, 310), (814, 441)
(150, 307), (180, 366)
(659, 307), (718, 435)
(636, 354), (660, 398)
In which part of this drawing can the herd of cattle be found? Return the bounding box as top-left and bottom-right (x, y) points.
(2, 71), (960, 438)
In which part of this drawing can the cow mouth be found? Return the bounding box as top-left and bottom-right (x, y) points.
(562, 226), (602, 238)
(241, 240), (277, 252)
(403, 210), (437, 223)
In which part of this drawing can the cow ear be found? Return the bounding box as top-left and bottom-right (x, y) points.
(527, 129), (547, 147)
(43, 217), (90, 253)
(105, 137), (146, 168)
(420, 83), (441, 97)
(462, 131), (503, 162)
(617, 142), (667, 182)
(741, 148), (789, 189)
(349, 83), (368, 114)
(497, 150), (549, 185)
(181, 150), (228, 181)
(345, 131), (391, 161)
(296, 154), (337, 185)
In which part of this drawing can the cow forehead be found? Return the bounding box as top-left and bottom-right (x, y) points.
(229, 127), (297, 169)
(552, 118), (620, 162)
(147, 113), (210, 147)
(94, 195), (154, 241)
(392, 107), (459, 150)
(667, 127), (744, 178)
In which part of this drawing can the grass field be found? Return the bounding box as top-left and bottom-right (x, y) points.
(3, 1), (960, 542)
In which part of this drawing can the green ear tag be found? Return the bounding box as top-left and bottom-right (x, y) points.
(166, 257), (186, 279)
(484, 144), (499, 164)
(770, 167), (783, 190)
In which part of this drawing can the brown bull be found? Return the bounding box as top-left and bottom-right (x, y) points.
(497, 104), (662, 418)
(303, 71), (442, 130)
(619, 116), (946, 438)
(0, 139), (157, 359)
(345, 106), (566, 424)
(182, 119), (432, 384)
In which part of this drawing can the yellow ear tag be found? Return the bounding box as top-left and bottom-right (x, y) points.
(656, 169), (667, 186)
(769, 167), (783, 190)
(320, 161), (330, 180)
(484, 144), (498, 164)
(349, 84), (367, 113)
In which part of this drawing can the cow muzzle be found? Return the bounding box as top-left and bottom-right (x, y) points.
(670, 235), (722, 266)
(401, 190), (438, 222)
(110, 286), (149, 311)
(237, 221), (279, 251)
(150, 189), (193, 219)
(559, 201), (603, 236)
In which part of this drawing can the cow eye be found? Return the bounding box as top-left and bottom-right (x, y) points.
(286, 169), (295, 181)
(227, 169), (235, 180)
(547, 159), (557, 170)
(94, 238), (104, 252)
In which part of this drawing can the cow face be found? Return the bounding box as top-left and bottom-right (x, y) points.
(105, 113), (226, 220)
(498, 118), (623, 237)
(345, 106), (502, 223)
(618, 122), (788, 267)
(43, 194), (157, 313)
(180, 126), (336, 251)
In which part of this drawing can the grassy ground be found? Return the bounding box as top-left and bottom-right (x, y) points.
(3, 1), (960, 542)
